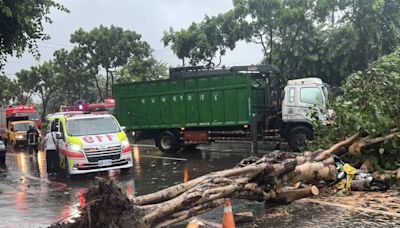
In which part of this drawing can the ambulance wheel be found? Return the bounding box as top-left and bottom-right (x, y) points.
(156, 131), (181, 154)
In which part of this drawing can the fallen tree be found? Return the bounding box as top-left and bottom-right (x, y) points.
(50, 133), (365, 228)
(311, 48), (400, 170)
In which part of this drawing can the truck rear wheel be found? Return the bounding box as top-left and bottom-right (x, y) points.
(156, 131), (181, 153)
(288, 126), (313, 152)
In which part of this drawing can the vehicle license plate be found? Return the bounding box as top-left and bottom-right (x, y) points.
(98, 159), (112, 167)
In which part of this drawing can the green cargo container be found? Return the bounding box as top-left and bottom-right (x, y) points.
(113, 72), (270, 131)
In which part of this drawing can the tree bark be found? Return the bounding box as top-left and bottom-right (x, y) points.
(273, 185), (319, 204)
(93, 74), (103, 102)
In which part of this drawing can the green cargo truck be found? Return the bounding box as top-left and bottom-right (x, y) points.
(113, 65), (331, 153)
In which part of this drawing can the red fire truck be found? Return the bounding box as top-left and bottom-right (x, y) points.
(0, 105), (42, 129)
(60, 99), (115, 115)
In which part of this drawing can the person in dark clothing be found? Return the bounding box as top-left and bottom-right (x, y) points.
(27, 123), (40, 155)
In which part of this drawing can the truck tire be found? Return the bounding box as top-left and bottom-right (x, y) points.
(156, 131), (181, 154)
(288, 126), (313, 152)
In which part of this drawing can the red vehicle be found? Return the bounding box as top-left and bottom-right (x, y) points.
(60, 99), (115, 115)
(0, 105), (42, 129)
(88, 99), (115, 114)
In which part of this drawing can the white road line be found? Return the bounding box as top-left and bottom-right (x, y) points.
(139, 155), (187, 161)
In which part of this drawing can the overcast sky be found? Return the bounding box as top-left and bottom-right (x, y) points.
(4, 0), (262, 78)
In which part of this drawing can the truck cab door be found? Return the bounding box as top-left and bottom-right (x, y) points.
(53, 119), (66, 151)
(282, 86), (326, 123)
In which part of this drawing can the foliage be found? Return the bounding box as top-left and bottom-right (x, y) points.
(162, 11), (241, 66)
(53, 48), (97, 105)
(311, 48), (400, 169)
(164, 0), (400, 86)
(70, 25), (153, 99)
(14, 69), (36, 104)
(0, 74), (14, 105)
(0, 0), (68, 69)
(118, 57), (168, 82)
(29, 61), (60, 119)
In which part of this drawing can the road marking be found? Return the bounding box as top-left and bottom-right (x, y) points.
(139, 155), (187, 161)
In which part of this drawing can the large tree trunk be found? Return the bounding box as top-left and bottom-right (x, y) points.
(93, 74), (103, 102)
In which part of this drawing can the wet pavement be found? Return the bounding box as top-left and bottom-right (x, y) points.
(0, 142), (399, 228)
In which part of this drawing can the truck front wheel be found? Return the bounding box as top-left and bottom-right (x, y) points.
(156, 131), (181, 153)
(288, 126), (313, 152)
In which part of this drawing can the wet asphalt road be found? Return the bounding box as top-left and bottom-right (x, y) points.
(0, 142), (270, 228)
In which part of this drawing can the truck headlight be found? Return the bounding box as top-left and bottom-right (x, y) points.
(16, 135), (24, 140)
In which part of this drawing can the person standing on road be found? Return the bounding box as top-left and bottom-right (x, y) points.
(43, 127), (59, 174)
(27, 123), (40, 156)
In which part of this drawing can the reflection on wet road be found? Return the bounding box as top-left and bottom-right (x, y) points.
(0, 142), (261, 227)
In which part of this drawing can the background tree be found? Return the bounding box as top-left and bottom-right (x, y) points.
(118, 57), (168, 82)
(164, 0), (400, 86)
(29, 61), (60, 119)
(0, 74), (14, 105)
(0, 0), (68, 69)
(162, 11), (241, 67)
(70, 25), (152, 99)
(53, 48), (97, 105)
(14, 69), (36, 104)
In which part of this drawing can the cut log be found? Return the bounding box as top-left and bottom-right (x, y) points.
(272, 186), (319, 204)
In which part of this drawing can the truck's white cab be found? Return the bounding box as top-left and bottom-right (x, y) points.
(280, 77), (331, 150)
(282, 77), (329, 124)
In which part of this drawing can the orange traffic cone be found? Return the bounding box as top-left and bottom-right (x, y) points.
(222, 198), (235, 228)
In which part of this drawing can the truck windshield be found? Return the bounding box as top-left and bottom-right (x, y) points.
(14, 112), (40, 121)
(15, 123), (30, 131)
(66, 117), (120, 136)
(300, 87), (324, 106)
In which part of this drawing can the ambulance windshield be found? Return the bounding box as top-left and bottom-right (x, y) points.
(66, 117), (120, 136)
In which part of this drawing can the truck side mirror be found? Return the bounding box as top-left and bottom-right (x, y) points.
(121, 126), (126, 132)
